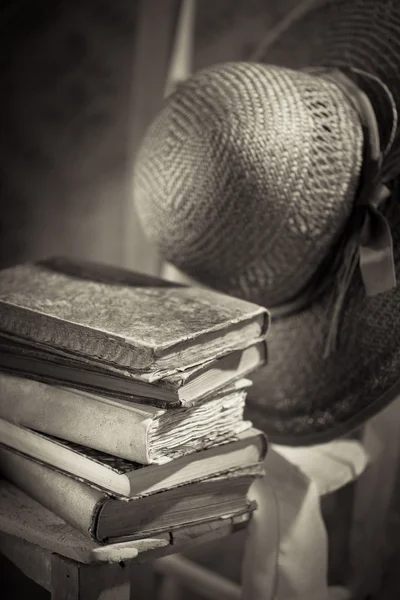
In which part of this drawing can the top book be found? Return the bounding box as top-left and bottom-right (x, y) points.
(0, 258), (269, 371)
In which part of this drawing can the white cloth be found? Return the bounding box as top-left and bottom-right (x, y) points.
(243, 449), (330, 600)
(242, 436), (370, 600)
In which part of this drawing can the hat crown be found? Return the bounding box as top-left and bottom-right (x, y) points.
(261, 0), (400, 178)
(134, 62), (363, 306)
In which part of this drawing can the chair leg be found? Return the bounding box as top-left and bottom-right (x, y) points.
(155, 554), (241, 600)
(154, 568), (185, 600)
(0, 551), (3, 595)
(124, 0), (181, 273)
(51, 555), (131, 600)
(349, 400), (400, 599)
(242, 475), (280, 600)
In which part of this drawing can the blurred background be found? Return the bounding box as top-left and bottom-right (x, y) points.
(0, 0), (299, 274)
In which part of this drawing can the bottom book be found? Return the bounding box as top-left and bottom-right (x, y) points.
(0, 446), (263, 543)
(0, 477), (255, 564)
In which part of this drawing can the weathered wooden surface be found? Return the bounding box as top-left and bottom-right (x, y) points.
(0, 480), (168, 565)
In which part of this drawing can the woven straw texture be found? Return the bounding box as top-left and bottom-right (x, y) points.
(134, 63), (363, 307)
(134, 0), (400, 443)
(257, 0), (400, 179)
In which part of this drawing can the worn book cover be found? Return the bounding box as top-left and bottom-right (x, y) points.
(0, 257), (269, 371)
(0, 478), (255, 561)
(0, 446), (262, 543)
(0, 373), (252, 464)
(0, 335), (267, 406)
(0, 419), (267, 497)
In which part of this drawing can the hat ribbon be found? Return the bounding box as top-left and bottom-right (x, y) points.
(271, 67), (398, 357)
(319, 68), (397, 356)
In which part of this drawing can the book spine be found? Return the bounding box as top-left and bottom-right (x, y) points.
(0, 301), (153, 370)
(0, 446), (106, 541)
(0, 374), (152, 463)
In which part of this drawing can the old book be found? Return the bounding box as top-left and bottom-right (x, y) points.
(0, 446), (261, 543)
(0, 420), (267, 497)
(0, 477), (254, 562)
(0, 257), (268, 371)
(0, 373), (251, 464)
(0, 335), (267, 407)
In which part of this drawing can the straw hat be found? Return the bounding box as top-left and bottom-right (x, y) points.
(133, 0), (400, 445)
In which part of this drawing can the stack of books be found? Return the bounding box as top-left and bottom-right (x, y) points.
(0, 257), (269, 545)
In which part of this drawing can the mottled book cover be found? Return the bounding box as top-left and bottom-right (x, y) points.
(0, 257), (268, 371)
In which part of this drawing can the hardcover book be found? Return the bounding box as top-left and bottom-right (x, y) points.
(0, 446), (262, 543)
(0, 477), (255, 559)
(0, 420), (267, 497)
(0, 335), (267, 407)
(0, 374), (252, 464)
(0, 257), (269, 371)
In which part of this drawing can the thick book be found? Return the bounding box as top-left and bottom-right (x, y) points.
(0, 257), (269, 371)
(0, 446), (261, 543)
(0, 373), (251, 464)
(0, 477), (254, 561)
(0, 419), (267, 497)
(0, 335), (267, 407)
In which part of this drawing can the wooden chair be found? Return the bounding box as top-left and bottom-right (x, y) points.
(0, 479), (252, 600)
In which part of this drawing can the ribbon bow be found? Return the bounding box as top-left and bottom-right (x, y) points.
(320, 69), (397, 356)
(358, 176), (394, 295)
(271, 68), (398, 357)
